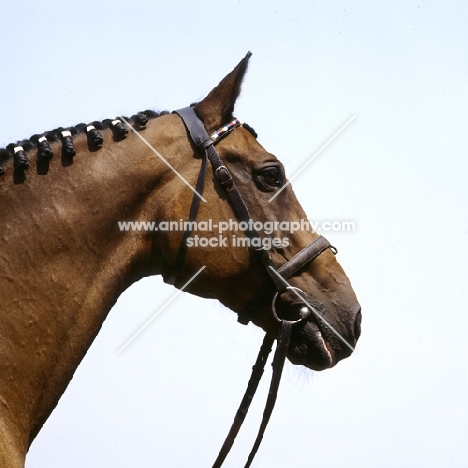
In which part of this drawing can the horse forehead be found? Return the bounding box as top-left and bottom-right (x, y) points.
(222, 129), (278, 164)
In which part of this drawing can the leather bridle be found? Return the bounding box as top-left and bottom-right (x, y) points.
(170, 107), (336, 467)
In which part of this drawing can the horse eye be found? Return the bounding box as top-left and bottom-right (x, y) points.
(261, 167), (282, 187)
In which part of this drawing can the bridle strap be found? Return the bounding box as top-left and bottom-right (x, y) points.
(167, 153), (207, 285)
(212, 322), (292, 468)
(244, 320), (293, 468)
(174, 106), (215, 148)
(278, 235), (336, 278)
(204, 143), (287, 292)
(166, 107), (211, 285)
(211, 334), (275, 468)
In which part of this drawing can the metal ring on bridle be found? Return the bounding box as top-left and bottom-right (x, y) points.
(271, 286), (311, 324)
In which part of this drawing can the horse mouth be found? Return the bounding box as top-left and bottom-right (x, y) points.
(287, 321), (335, 371)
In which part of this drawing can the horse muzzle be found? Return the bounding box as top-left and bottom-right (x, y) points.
(287, 304), (362, 370)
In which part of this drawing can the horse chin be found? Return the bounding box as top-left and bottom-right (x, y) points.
(287, 322), (335, 371)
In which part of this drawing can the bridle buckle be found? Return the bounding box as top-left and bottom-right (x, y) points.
(215, 165), (234, 191)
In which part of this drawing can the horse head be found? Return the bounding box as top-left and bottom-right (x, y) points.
(149, 53), (361, 371)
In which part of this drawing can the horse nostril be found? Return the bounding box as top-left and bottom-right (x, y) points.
(354, 308), (362, 341)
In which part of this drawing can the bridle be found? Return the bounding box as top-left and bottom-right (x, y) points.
(170, 107), (336, 467)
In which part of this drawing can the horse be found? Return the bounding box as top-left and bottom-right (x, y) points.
(0, 53), (361, 467)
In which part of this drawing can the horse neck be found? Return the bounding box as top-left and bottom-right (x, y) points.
(0, 115), (186, 448)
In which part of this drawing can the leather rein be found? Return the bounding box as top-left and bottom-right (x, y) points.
(170, 107), (335, 467)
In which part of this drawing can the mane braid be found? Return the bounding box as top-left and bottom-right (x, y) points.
(0, 110), (165, 178)
(0, 108), (254, 179)
(242, 122), (258, 139)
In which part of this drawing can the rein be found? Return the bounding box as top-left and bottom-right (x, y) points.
(171, 107), (336, 467)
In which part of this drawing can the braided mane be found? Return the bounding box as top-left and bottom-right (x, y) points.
(0, 110), (164, 177)
(0, 107), (257, 178)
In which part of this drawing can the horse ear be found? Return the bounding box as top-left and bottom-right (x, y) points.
(194, 52), (252, 132)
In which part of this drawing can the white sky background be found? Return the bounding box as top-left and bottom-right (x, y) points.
(1, 1), (467, 467)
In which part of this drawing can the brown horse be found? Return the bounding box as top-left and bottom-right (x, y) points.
(0, 54), (361, 467)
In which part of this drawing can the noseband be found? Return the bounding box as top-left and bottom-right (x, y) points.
(171, 107), (335, 467)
